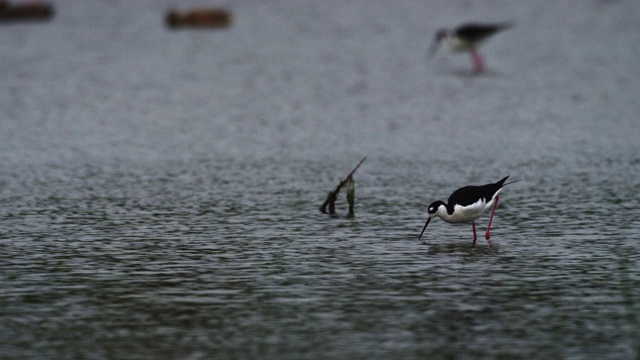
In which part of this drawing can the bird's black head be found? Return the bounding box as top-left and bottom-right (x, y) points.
(427, 200), (446, 216)
(427, 29), (449, 60)
(420, 200), (446, 241)
(435, 29), (449, 43)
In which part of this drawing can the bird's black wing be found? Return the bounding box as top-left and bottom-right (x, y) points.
(447, 185), (486, 207)
(447, 176), (510, 206)
(455, 23), (512, 43)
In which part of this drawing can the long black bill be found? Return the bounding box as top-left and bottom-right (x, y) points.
(426, 40), (440, 61)
(418, 217), (431, 241)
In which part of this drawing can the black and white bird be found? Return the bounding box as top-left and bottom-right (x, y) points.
(427, 22), (513, 73)
(418, 176), (518, 245)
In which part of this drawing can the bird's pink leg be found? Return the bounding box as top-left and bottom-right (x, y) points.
(469, 48), (485, 73)
(485, 195), (499, 240)
(472, 222), (477, 246)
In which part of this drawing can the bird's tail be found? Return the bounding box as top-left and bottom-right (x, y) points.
(496, 175), (521, 188)
(499, 21), (515, 31)
(504, 178), (522, 186)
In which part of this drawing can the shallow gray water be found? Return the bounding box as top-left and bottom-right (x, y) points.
(1, 1), (640, 359)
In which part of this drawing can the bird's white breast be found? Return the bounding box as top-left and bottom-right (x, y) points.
(444, 37), (472, 52)
(442, 198), (494, 223)
(445, 36), (488, 52)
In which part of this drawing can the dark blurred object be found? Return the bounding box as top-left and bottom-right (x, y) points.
(319, 157), (366, 217)
(0, 0), (54, 22)
(165, 8), (232, 30)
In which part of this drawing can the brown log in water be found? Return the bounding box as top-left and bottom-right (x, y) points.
(0, 1), (54, 22)
(165, 8), (232, 29)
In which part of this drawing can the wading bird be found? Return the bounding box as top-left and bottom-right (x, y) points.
(419, 176), (518, 245)
(427, 22), (513, 73)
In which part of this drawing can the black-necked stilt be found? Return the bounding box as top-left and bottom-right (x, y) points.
(427, 22), (513, 73)
(418, 176), (518, 245)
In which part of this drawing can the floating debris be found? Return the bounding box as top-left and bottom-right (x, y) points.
(0, 1), (54, 23)
(319, 157), (366, 218)
(165, 8), (232, 30)
(345, 175), (355, 218)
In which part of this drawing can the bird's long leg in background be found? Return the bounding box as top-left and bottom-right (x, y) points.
(469, 48), (485, 73)
(472, 222), (477, 246)
(485, 195), (499, 240)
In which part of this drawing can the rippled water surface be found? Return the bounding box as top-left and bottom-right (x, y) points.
(1, 1), (639, 359)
